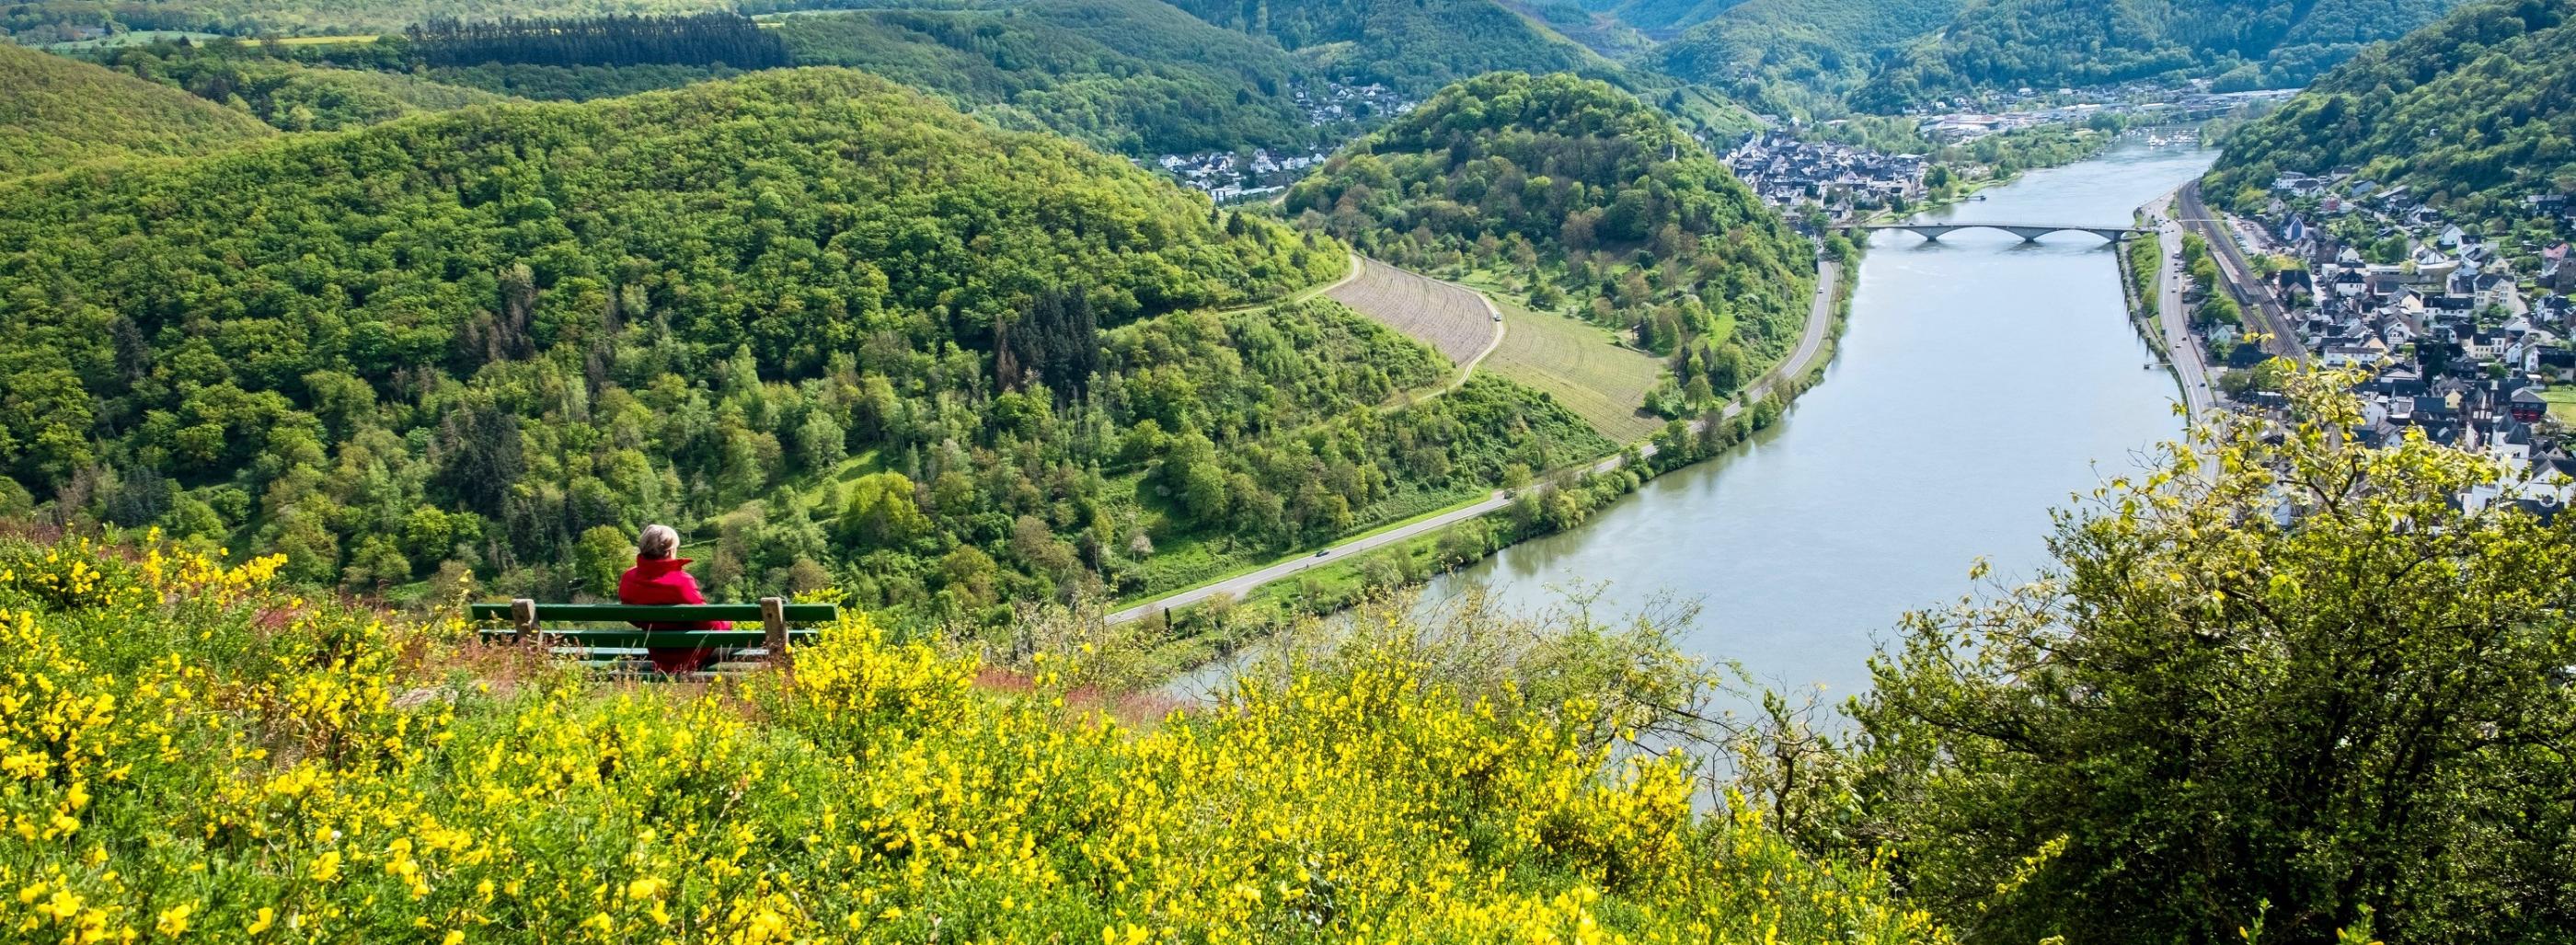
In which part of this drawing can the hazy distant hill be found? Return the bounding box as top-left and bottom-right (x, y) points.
(103, 40), (508, 132)
(0, 42), (276, 177)
(2203, 0), (2576, 223)
(1646, 0), (1963, 117)
(1853, 0), (2470, 109)
(773, 0), (1325, 156)
(1158, 0), (1619, 94)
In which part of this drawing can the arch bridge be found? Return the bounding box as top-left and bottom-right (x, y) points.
(1846, 222), (2148, 243)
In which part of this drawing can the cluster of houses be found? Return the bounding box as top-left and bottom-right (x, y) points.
(1287, 79), (1412, 128)
(2206, 168), (2576, 517)
(1148, 148), (1328, 203)
(1718, 131), (1926, 222)
(1144, 80), (1415, 203)
(1911, 83), (2295, 134)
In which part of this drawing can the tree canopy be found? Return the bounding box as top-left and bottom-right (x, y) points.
(0, 40), (276, 179)
(2202, 0), (2576, 225)
(1852, 0), (2472, 109)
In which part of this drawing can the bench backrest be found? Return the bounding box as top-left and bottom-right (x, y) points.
(465, 602), (841, 624)
(467, 598), (840, 666)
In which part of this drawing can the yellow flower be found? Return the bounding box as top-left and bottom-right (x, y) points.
(443, 932), (465, 945)
(156, 903), (192, 937)
(246, 907), (275, 936)
(309, 850), (342, 882)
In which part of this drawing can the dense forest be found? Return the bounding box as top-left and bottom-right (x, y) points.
(2202, 0), (2576, 225)
(1159, 0), (1616, 95)
(1853, 0), (2470, 109)
(771, 0), (1329, 156)
(1287, 72), (1813, 417)
(98, 38), (507, 132)
(0, 40), (276, 178)
(0, 68), (1610, 627)
(1645, 0), (1962, 119)
(402, 11), (788, 68)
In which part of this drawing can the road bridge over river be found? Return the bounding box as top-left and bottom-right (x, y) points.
(1848, 222), (2148, 243)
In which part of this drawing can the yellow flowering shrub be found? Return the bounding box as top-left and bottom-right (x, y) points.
(0, 535), (1949, 943)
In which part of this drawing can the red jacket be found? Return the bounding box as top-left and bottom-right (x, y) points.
(617, 557), (732, 630)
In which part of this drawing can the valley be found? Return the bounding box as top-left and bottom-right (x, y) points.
(3, 0), (2574, 940)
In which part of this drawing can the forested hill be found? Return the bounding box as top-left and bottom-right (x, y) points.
(0, 41), (276, 178)
(1159, 0), (1616, 95)
(1289, 73), (1812, 407)
(773, 0), (1327, 156)
(0, 70), (1401, 610)
(2202, 0), (2576, 224)
(1851, 0), (2470, 109)
(1647, 0), (1964, 118)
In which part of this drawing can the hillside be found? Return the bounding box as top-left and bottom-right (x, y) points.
(1159, 0), (1619, 95)
(0, 67), (1613, 623)
(1596, 0), (1749, 33)
(0, 532), (1949, 941)
(1286, 72), (1814, 425)
(1647, 0), (1964, 118)
(103, 40), (509, 131)
(0, 41), (275, 178)
(773, 0), (1326, 156)
(2202, 0), (2576, 224)
(1853, 0), (2470, 110)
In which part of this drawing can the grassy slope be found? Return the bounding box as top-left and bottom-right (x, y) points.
(0, 43), (275, 179)
(1481, 292), (1667, 442)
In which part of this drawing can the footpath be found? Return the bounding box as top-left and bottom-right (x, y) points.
(1105, 258), (1843, 625)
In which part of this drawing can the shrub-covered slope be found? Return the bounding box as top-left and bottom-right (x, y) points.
(0, 533), (1948, 941)
(2202, 0), (2576, 224)
(0, 42), (276, 178)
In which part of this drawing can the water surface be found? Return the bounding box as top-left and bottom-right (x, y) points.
(1413, 141), (2215, 699)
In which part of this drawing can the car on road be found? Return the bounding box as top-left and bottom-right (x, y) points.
(1314, 548), (1329, 558)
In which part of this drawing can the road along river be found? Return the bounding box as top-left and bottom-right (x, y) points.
(1405, 140), (2219, 701)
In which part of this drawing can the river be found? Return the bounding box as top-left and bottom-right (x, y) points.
(1409, 139), (2219, 700)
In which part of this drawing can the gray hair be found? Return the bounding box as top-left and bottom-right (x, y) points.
(638, 524), (680, 559)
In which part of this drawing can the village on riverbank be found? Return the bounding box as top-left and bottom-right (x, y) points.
(2168, 170), (2576, 517)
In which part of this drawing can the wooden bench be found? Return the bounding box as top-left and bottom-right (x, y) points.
(467, 598), (838, 674)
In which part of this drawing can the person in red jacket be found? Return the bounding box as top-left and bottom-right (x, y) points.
(617, 524), (732, 674)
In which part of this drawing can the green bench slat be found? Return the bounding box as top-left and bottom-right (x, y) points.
(475, 629), (818, 648)
(466, 603), (840, 623)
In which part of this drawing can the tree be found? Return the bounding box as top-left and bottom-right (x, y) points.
(838, 472), (930, 549)
(573, 524), (631, 598)
(1846, 372), (2576, 944)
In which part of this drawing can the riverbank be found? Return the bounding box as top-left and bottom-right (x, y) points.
(1404, 140), (2209, 700)
(1120, 253), (1857, 678)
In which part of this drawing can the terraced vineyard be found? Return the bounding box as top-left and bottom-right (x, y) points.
(1486, 297), (1666, 443)
(1326, 259), (1497, 367)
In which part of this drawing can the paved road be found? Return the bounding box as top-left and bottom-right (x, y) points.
(2149, 198), (2217, 417)
(2177, 182), (2306, 363)
(1104, 258), (1842, 624)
